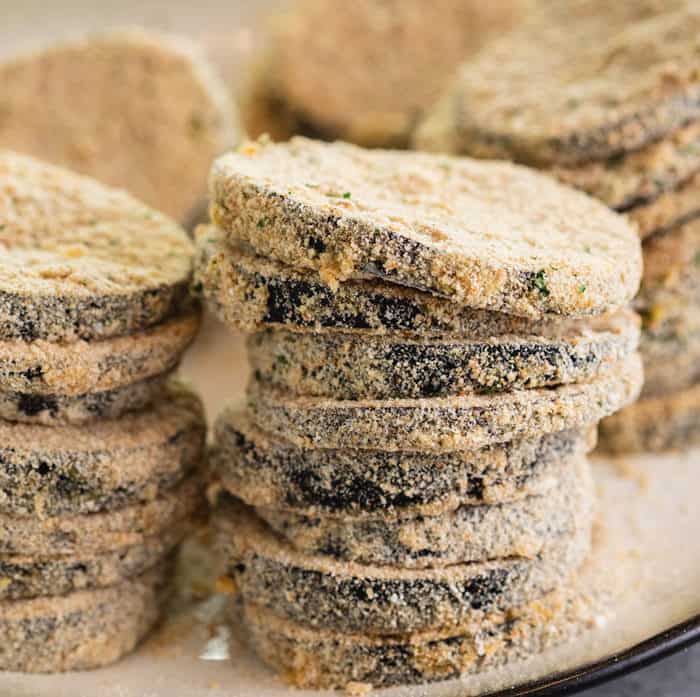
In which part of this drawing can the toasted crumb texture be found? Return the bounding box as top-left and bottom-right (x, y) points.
(0, 522), (188, 601)
(240, 586), (605, 689)
(256, 457), (593, 567)
(0, 473), (204, 556)
(598, 381), (700, 453)
(210, 138), (641, 318)
(424, 1), (700, 166)
(0, 309), (199, 396)
(0, 150), (194, 342)
(0, 29), (238, 221)
(196, 227), (631, 335)
(246, 354), (643, 451)
(0, 382), (205, 517)
(0, 370), (172, 425)
(247, 311), (640, 399)
(214, 408), (593, 517)
(551, 121), (700, 211)
(254, 0), (526, 147)
(215, 497), (591, 635)
(634, 218), (700, 389)
(0, 563), (170, 673)
(626, 170), (700, 239)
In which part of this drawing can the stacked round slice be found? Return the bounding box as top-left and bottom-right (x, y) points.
(0, 151), (206, 673)
(198, 137), (643, 689)
(414, 0), (700, 453)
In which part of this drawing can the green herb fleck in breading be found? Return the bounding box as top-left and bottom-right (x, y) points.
(533, 270), (550, 297)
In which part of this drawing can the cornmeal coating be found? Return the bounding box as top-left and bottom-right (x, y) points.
(246, 355), (643, 451)
(214, 408), (593, 518)
(215, 498), (590, 635)
(210, 138), (641, 318)
(0, 150), (194, 342)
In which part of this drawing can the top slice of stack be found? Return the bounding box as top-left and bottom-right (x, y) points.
(199, 137), (643, 690)
(210, 137), (641, 318)
(0, 150), (194, 343)
(0, 30), (239, 223)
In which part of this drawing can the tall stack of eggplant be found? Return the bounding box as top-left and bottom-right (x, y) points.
(197, 137), (643, 689)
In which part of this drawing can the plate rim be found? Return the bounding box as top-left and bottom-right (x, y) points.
(479, 611), (700, 697)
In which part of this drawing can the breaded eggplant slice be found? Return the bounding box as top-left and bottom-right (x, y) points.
(551, 121), (700, 212)
(245, 354), (643, 451)
(239, 587), (604, 689)
(598, 381), (700, 454)
(0, 151), (194, 342)
(416, 1), (700, 166)
(0, 30), (238, 221)
(214, 497), (591, 635)
(0, 520), (190, 601)
(0, 473), (204, 556)
(210, 138), (641, 318)
(0, 563), (171, 672)
(0, 370), (172, 425)
(260, 0), (526, 148)
(213, 408), (593, 517)
(256, 457), (593, 567)
(196, 227), (634, 335)
(0, 309), (199, 396)
(627, 170), (700, 239)
(247, 311), (639, 399)
(0, 383), (205, 517)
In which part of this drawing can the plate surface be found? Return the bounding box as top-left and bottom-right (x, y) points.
(4, 318), (700, 697)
